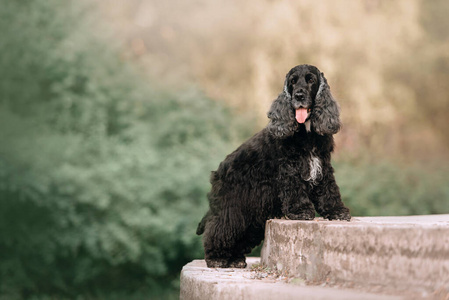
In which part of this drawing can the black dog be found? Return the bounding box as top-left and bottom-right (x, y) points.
(196, 64), (351, 268)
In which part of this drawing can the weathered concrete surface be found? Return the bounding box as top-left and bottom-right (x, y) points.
(261, 215), (449, 295)
(180, 257), (401, 300)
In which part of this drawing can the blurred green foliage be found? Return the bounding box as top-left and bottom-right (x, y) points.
(0, 1), (448, 299)
(0, 1), (248, 298)
(335, 160), (449, 217)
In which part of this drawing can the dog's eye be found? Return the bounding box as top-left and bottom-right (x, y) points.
(305, 74), (315, 84)
(290, 77), (298, 85)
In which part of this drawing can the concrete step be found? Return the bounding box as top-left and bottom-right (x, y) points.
(180, 257), (403, 300)
(180, 215), (449, 299)
(261, 215), (449, 296)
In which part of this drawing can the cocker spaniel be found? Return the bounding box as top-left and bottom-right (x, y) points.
(196, 64), (351, 268)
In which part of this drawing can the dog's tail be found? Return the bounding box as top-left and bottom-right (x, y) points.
(196, 210), (211, 235)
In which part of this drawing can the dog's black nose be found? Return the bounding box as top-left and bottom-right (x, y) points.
(294, 92), (305, 100)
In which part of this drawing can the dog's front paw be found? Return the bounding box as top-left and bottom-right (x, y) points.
(285, 210), (315, 220)
(324, 207), (351, 221)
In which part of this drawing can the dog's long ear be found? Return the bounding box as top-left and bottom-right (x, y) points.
(311, 72), (341, 135)
(267, 77), (297, 138)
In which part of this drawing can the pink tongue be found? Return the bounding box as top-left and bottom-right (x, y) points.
(295, 108), (308, 123)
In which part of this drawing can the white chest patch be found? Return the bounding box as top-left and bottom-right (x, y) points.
(304, 120), (311, 132)
(305, 154), (322, 184)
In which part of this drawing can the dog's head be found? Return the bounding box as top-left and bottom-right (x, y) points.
(284, 65), (321, 124)
(268, 64), (341, 138)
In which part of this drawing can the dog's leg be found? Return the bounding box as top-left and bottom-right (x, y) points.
(310, 171), (351, 221)
(202, 208), (248, 268)
(227, 224), (265, 268)
(280, 184), (316, 220)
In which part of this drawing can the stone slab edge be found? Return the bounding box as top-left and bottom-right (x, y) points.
(260, 215), (449, 294)
(180, 258), (402, 300)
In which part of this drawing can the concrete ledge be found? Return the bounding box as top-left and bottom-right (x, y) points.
(180, 257), (401, 300)
(261, 215), (449, 294)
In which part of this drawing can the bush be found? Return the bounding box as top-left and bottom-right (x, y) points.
(335, 159), (449, 217)
(0, 1), (250, 298)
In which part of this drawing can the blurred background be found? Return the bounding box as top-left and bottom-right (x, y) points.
(1, 0), (448, 299)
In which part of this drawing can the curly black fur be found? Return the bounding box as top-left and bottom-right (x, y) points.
(196, 64), (351, 268)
